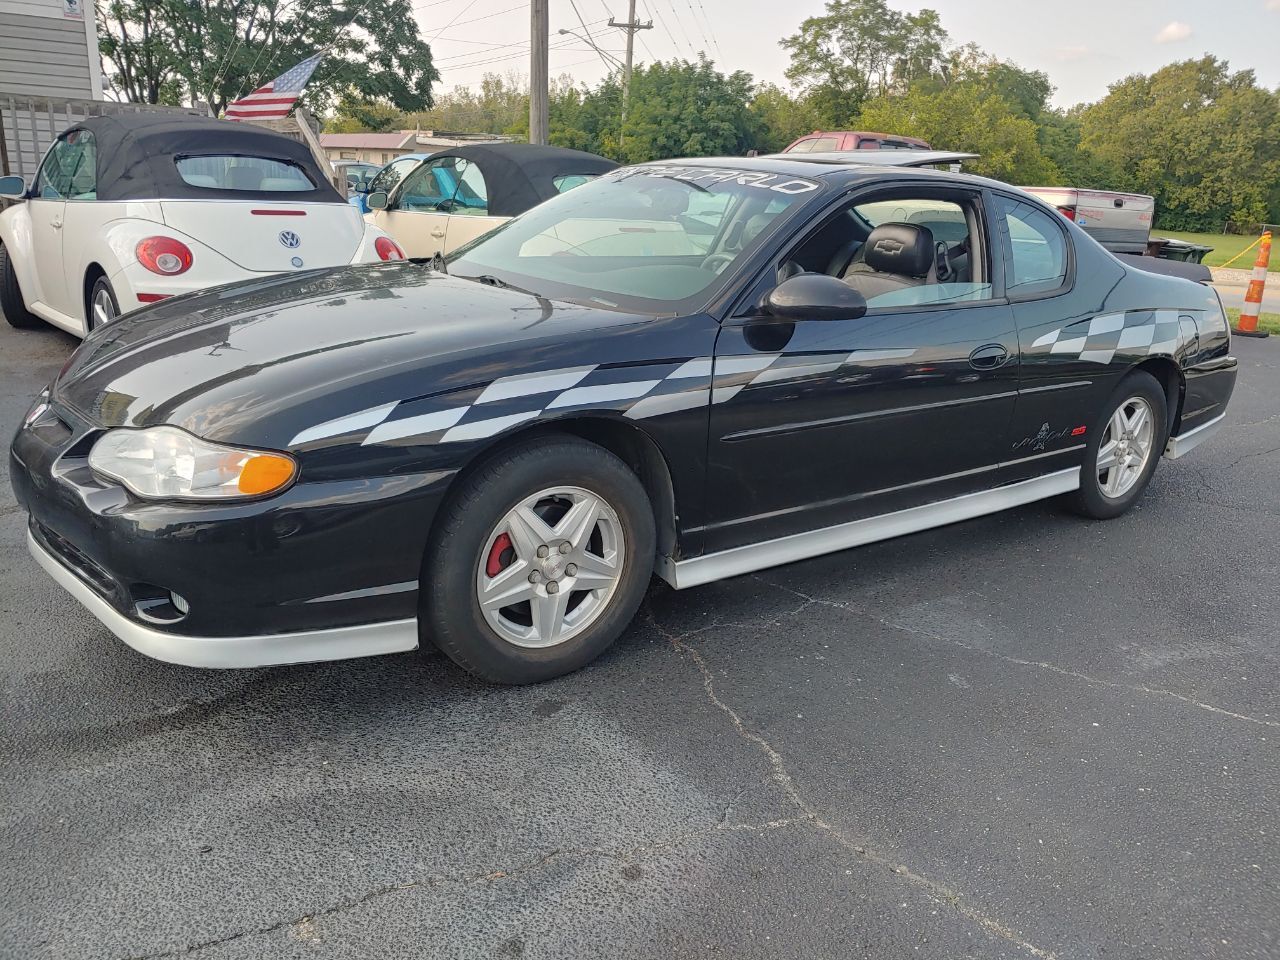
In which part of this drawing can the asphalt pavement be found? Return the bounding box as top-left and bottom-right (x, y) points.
(2, 317), (1278, 960)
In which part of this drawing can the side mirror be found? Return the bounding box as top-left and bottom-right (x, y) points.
(0, 175), (27, 199)
(366, 191), (388, 211)
(765, 273), (868, 322)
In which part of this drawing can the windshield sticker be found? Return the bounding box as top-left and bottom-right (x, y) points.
(623, 165), (820, 195)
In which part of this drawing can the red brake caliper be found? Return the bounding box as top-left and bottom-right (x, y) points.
(486, 532), (515, 577)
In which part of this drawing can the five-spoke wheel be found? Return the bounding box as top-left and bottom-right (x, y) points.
(1070, 370), (1168, 519)
(424, 436), (655, 684)
(477, 486), (624, 649)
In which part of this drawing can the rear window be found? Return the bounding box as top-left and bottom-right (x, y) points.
(176, 156), (314, 192)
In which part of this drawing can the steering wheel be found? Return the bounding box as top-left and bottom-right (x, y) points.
(701, 252), (736, 274)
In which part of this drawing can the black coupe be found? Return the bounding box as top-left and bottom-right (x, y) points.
(10, 157), (1237, 683)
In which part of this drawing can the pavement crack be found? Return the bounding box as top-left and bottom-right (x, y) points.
(755, 577), (1280, 731)
(649, 605), (1058, 960)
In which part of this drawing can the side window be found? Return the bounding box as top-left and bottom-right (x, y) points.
(35, 131), (96, 199)
(997, 195), (1068, 297)
(369, 157), (418, 196)
(812, 195), (991, 309)
(449, 158), (489, 216)
(396, 157), (451, 211)
(787, 138), (815, 154)
(808, 137), (839, 152)
(856, 139), (881, 150)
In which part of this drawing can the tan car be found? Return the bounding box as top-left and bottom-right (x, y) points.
(365, 143), (617, 258)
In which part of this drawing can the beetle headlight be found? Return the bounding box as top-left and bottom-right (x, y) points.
(88, 426), (297, 500)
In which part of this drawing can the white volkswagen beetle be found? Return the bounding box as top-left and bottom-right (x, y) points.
(0, 114), (404, 336)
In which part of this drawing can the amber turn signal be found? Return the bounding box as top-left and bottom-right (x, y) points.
(237, 453), (297, 496)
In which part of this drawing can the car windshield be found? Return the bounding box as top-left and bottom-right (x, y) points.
(176, 156), (314, 191)
(447, 164), (821, 315)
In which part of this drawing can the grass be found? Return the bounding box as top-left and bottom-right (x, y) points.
(1157, 231), (1278, 271)
(1227, 308), (1280, 335)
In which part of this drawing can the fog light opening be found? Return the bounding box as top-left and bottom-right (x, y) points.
(170, 592), (189, 615)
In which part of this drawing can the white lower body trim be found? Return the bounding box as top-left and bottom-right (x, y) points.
(658, 468), (1081, 590)
(28, 530), (419, 668)
(1164, 413), (1225, 460)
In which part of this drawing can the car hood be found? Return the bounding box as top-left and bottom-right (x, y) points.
(53, 262), (649, 447)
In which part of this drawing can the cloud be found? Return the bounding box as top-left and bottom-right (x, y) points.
(1055, 45), (1091, 62)
(1268, 0), (1280, 10)
(1154, 21), (1193, 43)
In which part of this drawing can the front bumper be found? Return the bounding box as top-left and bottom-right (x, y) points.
(27, 529), (416, 667)
(11, 403), (452, 667)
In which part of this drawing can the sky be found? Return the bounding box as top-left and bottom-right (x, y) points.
(413, 0), (1280, 109)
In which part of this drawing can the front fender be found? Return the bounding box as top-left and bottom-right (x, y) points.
(0, 202), (39, 302)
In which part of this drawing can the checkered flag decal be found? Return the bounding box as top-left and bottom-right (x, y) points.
(289, 347), (918, 449)
(1030, 309), (1186, 365)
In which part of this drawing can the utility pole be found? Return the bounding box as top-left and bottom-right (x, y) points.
(608, 0), (651, 148)
(529, 0), (549, 145)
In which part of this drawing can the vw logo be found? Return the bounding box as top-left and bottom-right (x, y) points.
(278, 230), (301, 249)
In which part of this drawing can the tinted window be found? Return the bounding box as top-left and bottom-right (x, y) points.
(998, 196), (1068, 296)
(36, 130), (96, 200)
(856, 139), (881, 150)
(176, 156), (313, 191)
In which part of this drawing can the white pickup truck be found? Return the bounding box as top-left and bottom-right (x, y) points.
(1019, 186), (1155, 254)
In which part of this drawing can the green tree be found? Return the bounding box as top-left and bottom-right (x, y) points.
(780, 0), (947, 126)
(858, 81), (1059, 183)
(327, 93), (404, 132)
(748, 84), (821, 153)
(1080, 56), (1280, 230)
(97, 0), (439, 116)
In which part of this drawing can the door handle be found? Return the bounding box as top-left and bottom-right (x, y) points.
(51, 217), (63, 229)
(969, 343), (1009, 370)
(430, 228), (445, 238)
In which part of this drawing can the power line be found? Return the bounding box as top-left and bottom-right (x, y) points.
(639, 0), (680, 60)
(688, 0), (720, 55)
(427, 0), (482, 41)
(661, 0), (697, 57)
(442, 37), (618, 72)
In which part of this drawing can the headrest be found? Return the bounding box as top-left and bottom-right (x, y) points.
(863, 222), (935, 277)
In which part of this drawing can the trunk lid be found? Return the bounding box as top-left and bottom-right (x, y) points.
(159, 201), (365, 272)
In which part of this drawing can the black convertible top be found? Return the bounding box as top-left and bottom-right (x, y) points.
(431, 143), (618, 217)
(70, 113), (343, 203)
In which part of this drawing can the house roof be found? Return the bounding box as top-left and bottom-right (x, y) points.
(319, 132), (415, 149)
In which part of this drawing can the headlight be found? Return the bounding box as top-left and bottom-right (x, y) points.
(88, 426), (296, 500)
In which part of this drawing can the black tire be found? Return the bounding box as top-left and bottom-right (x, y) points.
(87, 275), (119, 332)
(0, 243), (45, 330)
(1068, 370), (1168, 520)
(423, 436), (656, 684)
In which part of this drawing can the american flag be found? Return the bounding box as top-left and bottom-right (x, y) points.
(225, 54), (323, 121)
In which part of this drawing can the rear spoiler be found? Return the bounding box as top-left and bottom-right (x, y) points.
(1115, 254), (1212, 285)
(769, 150), (980, 168)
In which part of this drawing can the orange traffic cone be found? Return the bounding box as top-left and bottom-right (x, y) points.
(1233, 230), (1272, 338)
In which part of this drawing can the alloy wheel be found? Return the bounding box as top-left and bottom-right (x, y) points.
(91, 286), (117, 328)
(476, 485), (624, 649)
(1097, 396), (1155, 499)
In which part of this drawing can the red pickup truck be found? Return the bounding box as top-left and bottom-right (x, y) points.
(783, 130), (931, 153)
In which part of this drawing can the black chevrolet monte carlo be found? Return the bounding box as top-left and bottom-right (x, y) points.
(10, 155), (1237, 683)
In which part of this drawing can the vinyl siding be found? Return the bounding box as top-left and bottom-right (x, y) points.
(0, 12), (94, 99)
